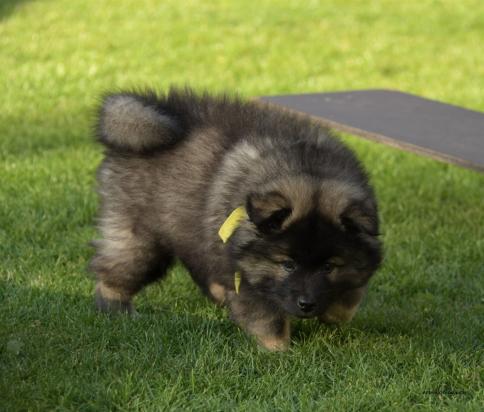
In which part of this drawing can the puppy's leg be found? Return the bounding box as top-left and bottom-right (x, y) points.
(207, 281), (227, 306)
(90, 216), (173, 314)
(319, 286), (367, 324)
(228, 292), (290, 351)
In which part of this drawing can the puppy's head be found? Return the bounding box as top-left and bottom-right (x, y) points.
(232, 176), (382, 320)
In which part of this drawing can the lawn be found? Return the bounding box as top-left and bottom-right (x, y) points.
(1, 0), (483, 410)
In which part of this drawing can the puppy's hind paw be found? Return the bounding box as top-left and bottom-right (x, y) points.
(95, 282), (134, 315)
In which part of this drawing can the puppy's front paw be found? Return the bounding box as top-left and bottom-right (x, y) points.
(319, 286), (367, 324)
(208, 282), (227, 306)
(257, 335), (290, 352)
(229, 293), (291, 351)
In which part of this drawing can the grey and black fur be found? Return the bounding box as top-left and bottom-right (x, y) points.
(90, 88), (382, 350)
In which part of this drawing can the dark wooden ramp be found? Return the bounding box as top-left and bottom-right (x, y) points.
(260, 90), (484, 172)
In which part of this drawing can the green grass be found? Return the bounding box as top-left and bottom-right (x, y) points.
(1, 0), (483, 410)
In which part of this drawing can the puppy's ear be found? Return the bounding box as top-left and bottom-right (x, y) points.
(246, 191), (292, 235)
(341, 200), (379, 236)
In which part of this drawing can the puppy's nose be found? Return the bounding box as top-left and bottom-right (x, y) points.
(297, 296), (315, 312)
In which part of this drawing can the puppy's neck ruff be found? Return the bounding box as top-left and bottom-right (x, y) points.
(218, 206), (247, 294)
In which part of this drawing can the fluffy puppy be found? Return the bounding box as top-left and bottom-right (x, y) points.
(90, 88), (382, 350)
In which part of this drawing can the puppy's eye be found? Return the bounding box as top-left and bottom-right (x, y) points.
(282, 260), (297, 273)
(320, 262), (334, 274)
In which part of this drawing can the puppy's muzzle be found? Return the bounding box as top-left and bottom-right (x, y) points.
(297, 296), (316, 313)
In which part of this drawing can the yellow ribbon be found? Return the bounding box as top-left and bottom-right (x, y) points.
(218, 206), (247, 243)
(218, 206), (246, 294)
(234, 272), (241, 294)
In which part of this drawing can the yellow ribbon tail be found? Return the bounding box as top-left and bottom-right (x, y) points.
(234, 272), (241, 294)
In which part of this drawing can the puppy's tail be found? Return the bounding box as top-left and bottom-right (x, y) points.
(96, 91), (182, 153)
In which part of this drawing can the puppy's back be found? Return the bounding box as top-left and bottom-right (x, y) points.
(94, 88), (368, 248)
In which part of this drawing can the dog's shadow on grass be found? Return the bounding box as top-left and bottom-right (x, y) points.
(0, 0), (32, 21)
(2, 280), (244, 357)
